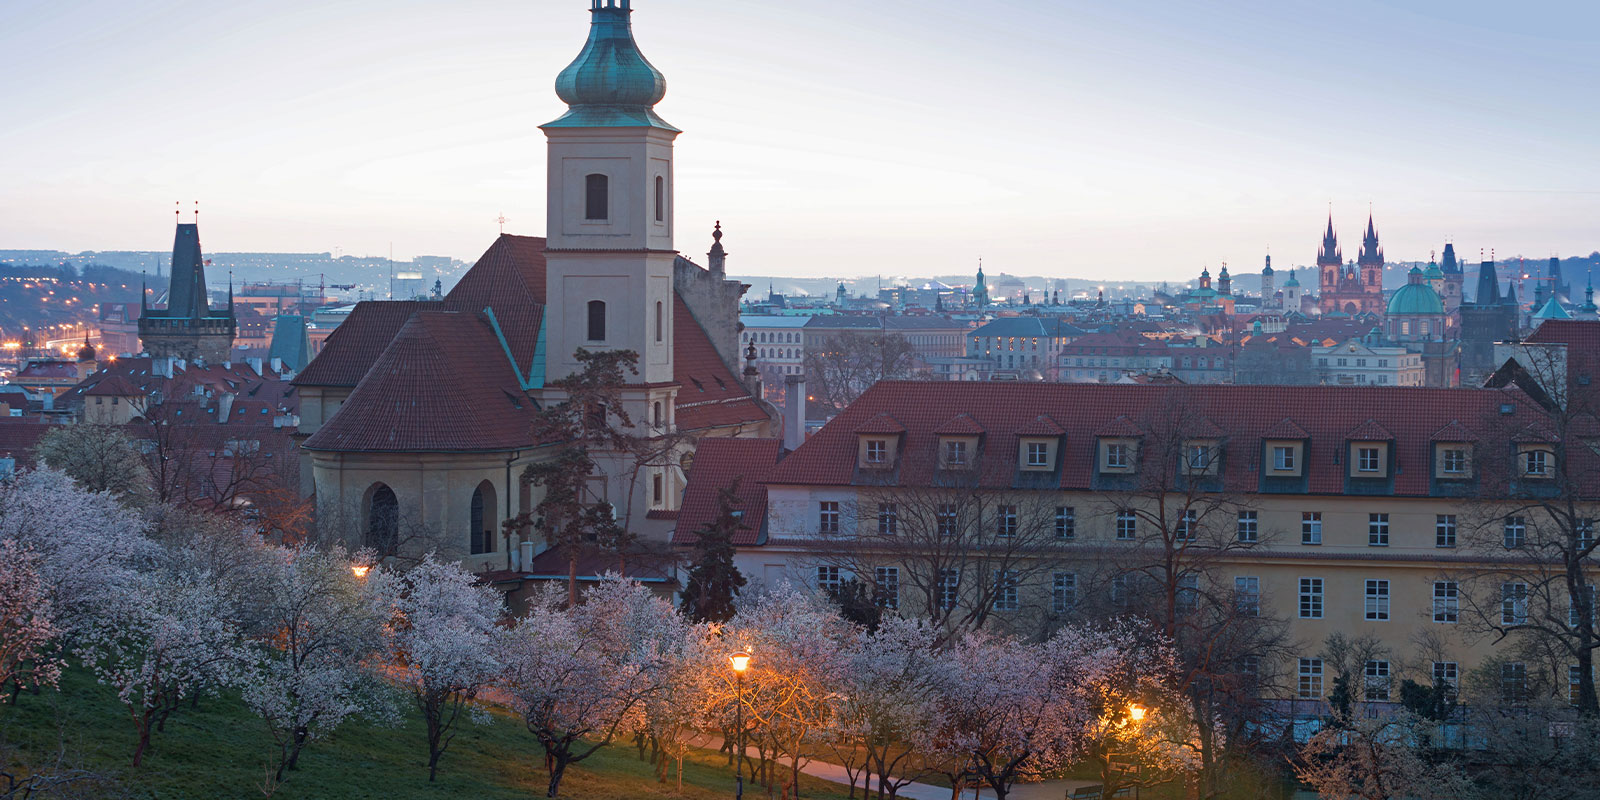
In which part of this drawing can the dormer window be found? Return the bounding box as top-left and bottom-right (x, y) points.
(865, 439), (886, 464)
(1107, 443), (1128, 468)
(1357, 447), (1380, 472)
(1524, 448), (1550, 477)
(1026, 442), (1049, 467)
(1273, 446), (1296, 471)
(1183, 441), (1220, 475)
(944, 439), (968, 467)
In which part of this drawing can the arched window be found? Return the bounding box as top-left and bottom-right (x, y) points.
(585, 173), (608, 220)
(654, 176), (665, 222)
(655, 300), (663, 342)
(366, 484), (398, 555)
(469, 481), (496, 555)
(587, 300), (606, 342)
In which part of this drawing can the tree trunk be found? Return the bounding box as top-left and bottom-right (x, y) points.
(546, 752), (571, 797)
(567, 553), (579, 608)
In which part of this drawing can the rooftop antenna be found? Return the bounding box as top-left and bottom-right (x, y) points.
(497, 213), (507, 235)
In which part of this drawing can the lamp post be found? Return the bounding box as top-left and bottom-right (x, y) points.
(728, 651), (751, 800)
(1125, 703), (1147, 800)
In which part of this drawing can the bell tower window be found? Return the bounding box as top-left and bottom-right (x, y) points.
(587, 300), (606, 342)
(654, 176), (665, 222)
(655, 301), (663, 342)
(585, 173), (609, 220)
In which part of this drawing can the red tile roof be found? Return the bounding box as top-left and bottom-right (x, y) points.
(933, 413), (985, 435)
(1345, 419), (1394, 441)
(1094, 415), (1143, 438)
(1526, 320), (1600, 389)
(1262, 417), (1309, 439)
(671, 295), (770, 433)
(293, 301), (432, 388)
(0, 420), (52, 466)
(444, 235), (547, 375)
(762, 382), (1557, 496)
(672, 437), (782, 547)
(1016, 414), (1066, 436)
(302, 311), (539, 453)
(854, 412), (906, 434)
(1431, 420), (1479, 442)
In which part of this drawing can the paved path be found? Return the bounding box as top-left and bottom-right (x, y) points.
(695, 733), (1096, 800)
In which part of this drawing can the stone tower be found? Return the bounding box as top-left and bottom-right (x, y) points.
(138, 220), (236, 362)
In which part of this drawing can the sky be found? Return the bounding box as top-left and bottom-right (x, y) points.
(2, 0), (1598, 281)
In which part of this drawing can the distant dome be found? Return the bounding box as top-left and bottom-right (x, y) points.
(1422, 262), (1444, 281)
(1386, 281), (1445, 316)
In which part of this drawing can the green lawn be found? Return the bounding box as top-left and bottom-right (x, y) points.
(0, 667), (856, 800)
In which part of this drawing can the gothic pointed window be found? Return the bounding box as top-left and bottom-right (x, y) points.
(587, 300), (606, 342)
(585, 173), (609, 220)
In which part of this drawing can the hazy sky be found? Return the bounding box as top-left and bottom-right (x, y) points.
(2, 0), (1597, 281)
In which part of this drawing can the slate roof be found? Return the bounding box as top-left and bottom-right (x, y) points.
(971, 317), (1086, 339)
(302, 311), (539, 453)
(763, 382), (1560, 496)
(672, 438), (783, 546)
(293, 301), (432, 388)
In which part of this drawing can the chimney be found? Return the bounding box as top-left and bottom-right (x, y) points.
(217, 393), (234, 423)
(783, 373), (806, 450)
(518, 540), (535, 573)
(270, 357), (282, 374)
(247, 357), (263, 375)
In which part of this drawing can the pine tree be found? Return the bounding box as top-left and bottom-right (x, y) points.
(678, 482), (747, 624)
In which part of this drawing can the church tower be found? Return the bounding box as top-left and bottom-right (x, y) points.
(1316, 212), (1341, 303)
(1357, 213), (1384, 306)
(1260, 253), (1276, 307)
(540, 0), (679, 409)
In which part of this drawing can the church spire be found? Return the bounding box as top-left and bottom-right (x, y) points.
(545, 0), (676, 131)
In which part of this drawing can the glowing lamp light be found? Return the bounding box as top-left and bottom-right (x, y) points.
(728, 651), (752, 673)
(351, 564), (371, 578)
(1129, 704), (1146, 722)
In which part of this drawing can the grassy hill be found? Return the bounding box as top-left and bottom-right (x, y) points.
(0, 667), (855, 800)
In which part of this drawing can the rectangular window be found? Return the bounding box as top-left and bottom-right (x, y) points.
(1273, 446), (1296, 471)
(1364, 660), (1391, 701)
(1235, 576), (1261, 617)
(874, 566), (899, 610)
(1525, 449), (1549, 476)
(1298, 658), (1324, 699)
(1055, 506), (1075, 540)
(1111, 574), (1132, 607)
(1436, 515), (1457, 548)
(819, 502), (840, 534)
(816, 566), (841, 595)
(1433, 661), (1459, 699)
(943, 440), (968, 467)
(1026, 441), (1049, 467)
(1106, 443), (1129, 469)
(865, 439), (887, 464)
(1442, 448), (1467, 474)
(1240, 655), (1261, 681)
(877, 503), (898, 536)
(937, 569), (959, 611)
(1502, 662), (1528, 705)
(1580, 520), (1596, 552)
(584, 173), (609, 220)
(1365, 579), (1391, 621)
(1186, 444), (1212, 472)
(1433, 581), (1459, 623)
(1300, 577), (1324, 619)
(1368, 513), (1389, 547)
(996, 505), (1018, 538)
(1502, 582), (1529, 625)
(937, 504), (959, 536)
(1116, 510), (1137, 540)
(1571, 665), (1585, 707)
(1174, 509), (1198, 542)
(1236, 510), (1258, 543)
(1571, 585), (1596, 629)
(1301, 512), (1322, 545)
(993, 570), (1019, 611)
(1052, 572), (1076, 613)
(1357, 446), (1380, 472)
(1177, 574), (1199, 613)
(1504, 516), (1527, 549)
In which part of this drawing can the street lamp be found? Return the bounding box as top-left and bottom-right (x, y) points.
(728, 651), (751, 800)
(1128, 703), (1146, 722)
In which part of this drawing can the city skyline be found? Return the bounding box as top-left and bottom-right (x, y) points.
(3, 0), (1598, 279)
